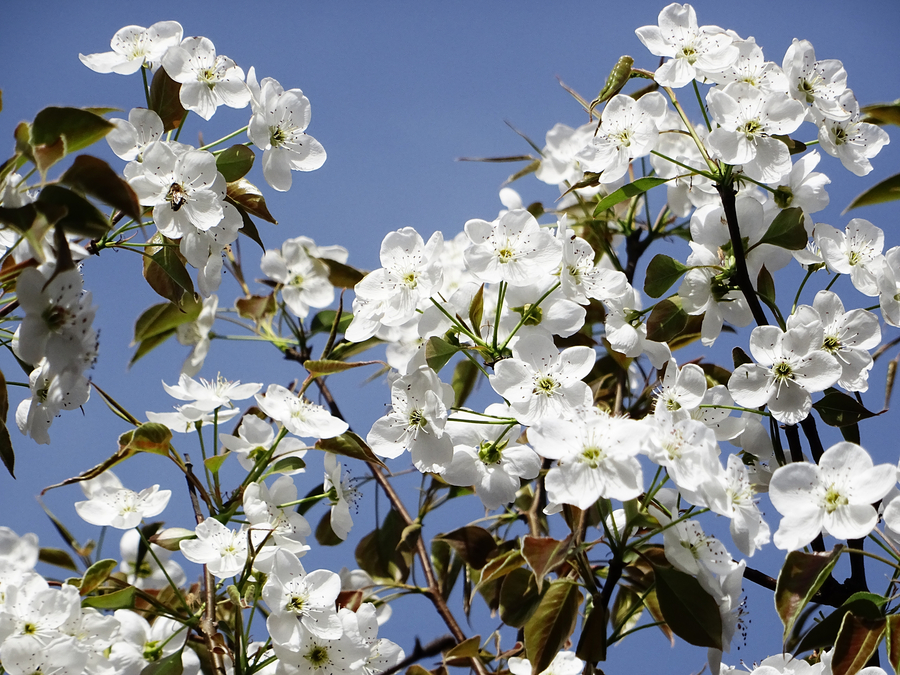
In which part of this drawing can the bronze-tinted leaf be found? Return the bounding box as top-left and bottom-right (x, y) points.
(435, 526), (498, 570)
(315, 432), (387, 469)
(149, 68), (186, 132)
(846, 172), (900, 212)
(133, 299), (202, 344)
(304, 359), (382, 376)
(576, 601), (608, 664)
(861, 100), (900, 127)
(354, 509), (411, 583)
(444, 636), (481, 666)
(226, 179), (276, 224)
(791, 595), (885, 653)
(886, 614), (900, 674)
(79, 558), (118, 595)
(142, 234), (195, 304)
(499, 567), (541, 628)
(830, 612), (886, 675)
(524, 579), (582, 675)
(522, 535), (571, 593)
(775, 546), (843, 640)
(30, 107), (114, 172)
(653, 565), (722, 649)
(235, 294), (276, 323)
(38, 547), (78, 572)
(646, 297), (687, 343)
(322, 258), (365, 288)
(477, 549), (525, 589)
(118, 423), (173, 457)
(36, 185), (110, 238)
(60, 154), (141, 221)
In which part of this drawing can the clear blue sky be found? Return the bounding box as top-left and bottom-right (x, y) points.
(2, 1), (899, 671)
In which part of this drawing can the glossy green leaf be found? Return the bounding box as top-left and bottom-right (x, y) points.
(130, 329), (176, 366)
(30, 106), (114, 172)
(653, 565), (723, 649)
(133, 299), (202, 344)
(593, 177), (669, 216)
(644, 254), (689, 298)
(322, 258), (366, 288)
(355, 509), (411, 583)
(425, 336), (459, 373)
(139, 649), (184, 675)
(82, 585), (136, 610)
(831, 613), (886, 675)
(499, 568), (541, 628)
(524, 579), (582, 675)
(204, 452), (231, 474)
(846, 172), (900, 212)
(119, 423), (173, 457)
(315, 510), (344, 547)
(310, 309), (353, 336)
(522, 535), (571, 594)
(149, 68), (186, 132)
(143, 234), (195, 304)
(792, 596), (884, 653)
(757, 207), (807, 250)
(646, 296), (688, 343)
(38, 547), (78, 572)
(226, 179), (276, 223)
(315, 431), (388, 469)
(757, 265), (776, 306)
(444, 636), (482, 666)
(36, 185), (110, 238)
(304, 359), (381, 375)
(216, 144), (255, 182)
(60, 154), (142, 221)
(477, 550), (525, 589)
(435, 526), (497, 570)
(233, 202), (265, 250)
(450, 359), (479, 408)
(861, 100), (900, 126)
(813, 390), (881, 427)
(576, 600), (609, 664)
(268, 456), (307, 474)
(79, 558), (118, 595)
(775, 546), (843, 640)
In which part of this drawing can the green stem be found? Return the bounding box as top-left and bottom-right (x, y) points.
(141, 66), (152, 108)
(198, 126), (250, 151)
(693, 80), (712, 132)
(428, 297), (486, 347)
(791, 268), (816, 314)
(498, 281), (561, 351)
(492, 281), (507, 350)
(173, 111), (189, 142)
(663, 86), (718, 174)
(136, 527), (193, 615)
(825, 273), (841, 292)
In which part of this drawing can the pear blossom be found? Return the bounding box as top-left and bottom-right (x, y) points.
(662, 518), (734, 577)
(107, 108), (165, 161)
(770, 150), (830, 231)
(178, 205), (244, 295)
(163, 373), (262, 414)
(179, 517), (248, 578)
(16, 360), (91, 444)
(350, 603), (404, 675)
(815, 219), (884, 296)
(75, 484), (171, 530)
(556, 220), (628, 304)
(263, 549), (342, 641)
(787, 291), (880, 392)
(244, 476), (312, 563)
(118, 529), (186, 590)
(654, 359), (708, 416)
(691, 385), (746, 441)
(878, 247), (900, 327)
(146, 403), (240, 433)
(162, 36), (250, 120)
(489, 334), (594, 425)
(705, 38), (789, 95)
(108, 611), (198, 675)
(270, 607), (370, 675)
(247, 73), (326, 191)
(367, 366), (455, 473)
(706, 83), (806, 183)
(782, 39), (851, 121)
(79, 21), (183, 74)
(220, 414), (308, 474)
(261, 238), (335, 319)
(508, 652), (584, 675)
(817, 90), (890, 176)
(634, 3), (739, 88)
(575, 92), (668, 183)
(324, 453), (357, 540)
(728, 323), (842, 425)
(464, 209), (561, 285)
(712, 454), (771, 556)
(769, 442), (896, 550)
(177, 294), (218, 376)
(534, 122), (594, 186)
(255, 383), (349, 440)
(499, 280), (586, 340)
(602, 286), (672, 365)
(643, 413), (723, 494)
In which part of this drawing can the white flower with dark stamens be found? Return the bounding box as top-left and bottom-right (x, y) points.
(815, 219), (884, 296)
(75, 484), (171, 530)
(575, 92), (668, 184)
(534, 122), (594, 186)
(129, 141), (227, 238)
(261, 238), (334, 319)
(177, 294), (218, 377)
(769, 442), (896, 550)
(705, 38), (789, 95)
(728, 324), (841, 425)
(635, 3), (739, 88)
(643, 413), (722, 493)
(255, 384), (348, 440)
(79, 21), (183, 74)
(818, 90), (890, 176)
(706, 82), (806, 183)
(355, 228), (443, 327)
(489, 334), (594, 426)
(787, 291), (881, 392)
(270, 608), (370, 675)
(782, 39), (851, 122)
(324, 453), (358, 540)
(719, 454), (770, 556)
(771, 150), (831, 233)
(179, 517), (248, 579)
(654, 358), (708, 416)
(162, 372), (261, 414)
(247, 73), (326, 191)
(556, 220), (628, 305)
(162, 36), (250, 120)
(220, 415), (308, 475)
(464, 209), (561, 286)
(367, 366), (454, 473)
(107, 108), (165, 162)
(244, 476), (312, 563)
(263, 549), (342, 641)
(118, 529), (186, 591)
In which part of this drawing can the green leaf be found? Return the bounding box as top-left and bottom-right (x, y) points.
(216, 144), (255, 182)
(79, 558), (118, 595)
(133, 299), (202, 344)
(646, 296), (688, 343)
(226, 179), (276, 224)
(813, 390), (881, 427)
(315, 431), (388, 469)
(577, 600), (610, 664)
(355, 510), (411, 583)
(30, 107), (114, 173)
(235, 294), (276, 323)
(38, 547), (78, 572)
(60, 155), (142, 221)
(310, 309), (353, 336)
(792, 596), (884, 653)
(775, 546), (843, 640)
(846, 172), (900, 212)
(143, 234), (195, 304)
(204, 452), (231, 474)
(757, 207), (807, 251)
(469, 284), (485, 337)
(149, 68), (186, 132)
(435, 526), (497, 570)
(757, 265), (776, 306)
(315, 510), (344, 547)
(0, 369), (12, 478)
(322, 258), (366, 289)
(732, 346), (752, 368)
(118, 423), (173, 457)
(831, 613), (886, 675)
(644, 254), (689, 298)
(653, 565), (723, 649)
(450, 359), (479, 409)
(524, 579), (583, 675)
(861, 100), (900, 126)
(477, 550), (525, 589)
(499, 568), (541, 628)
(444, 636), (482, 666)
(36, 185), (110, 238)
(593, 177), (669, 216)
(269, 456), (306, 474)
(425, 336), (459, 373)
(522, 535), (571, 594)
(233, 202), (265, 250)
(304, 359), (381, 375)
(771, 134), (807, 155)
(82, 585), (136, 610)
(139, 650), (184, 675)
(130, 330), (176, 366)
(886, 614), (900, 674)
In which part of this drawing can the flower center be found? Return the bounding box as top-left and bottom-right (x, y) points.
(270, 126), (287, 147)
(477, 440), (504, 465)
(831, 125), (847, 146)
(287, 594), (306, 613)
(822, 484), (848, 513)
(497, 246), (515, 263)
(408, 408), (426, 429)
(532, 375), (560, 397)
(579, 445), (606, 468)
(738, 118), (764, 139)
(822, 334), (841, 353)
(774, 186), (794, 209)
(305, 645), (331, 668)
(772, 361), (794, 382)
(402, 271), (419, 289)
(678, 44), (699, 64)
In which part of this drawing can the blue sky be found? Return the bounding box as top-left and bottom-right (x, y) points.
(2, 1), (899, 671)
